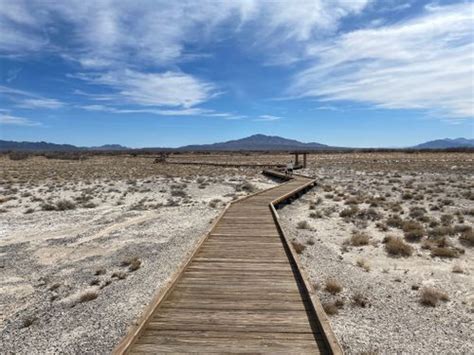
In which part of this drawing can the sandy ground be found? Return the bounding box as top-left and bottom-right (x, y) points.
(280, 167), (473, 354)
(0, 173), (275, 353)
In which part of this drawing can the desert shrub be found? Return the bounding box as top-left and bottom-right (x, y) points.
(208, 199), (221, 208)
(41, 202), (57, 211)
(82, 202), (97, 208)
(322, 301), (339, 315)
(409, 207), (427, 220)
(419, 287), (449, 307)
(170, 189), (187, 198)
(24, 208), (35, 214)
(454, 225), (472, 234)
(357, 208), (381, 221)
(309, 211), (323, 219)
(385, 236), (413, 257)
(431, 247), (460, 258)
(297, 220), (310, 230)
(386, 214), (403, 228)
(452, 265), (464, 274)
(440, 214), (454, 226)
(459, 229), (474, 247)
(8, 152), (29, 161)
(402, 220), (424, 242)
(79, 290), (98, 303)
(94, 268), (106, 276)
(121, 256), (141, 271)
(356, 258), (370, 272)
(236, 181), (256, 193)
(340, 206), (358, 218)
(345, 196), (362, 205)
(350, 232), (370, 246)
(111, 271), (127, 280)
(325, 279), (342, 294)
(55, 199), (76, 210)
(352, 292), (369, 307)
(429, 226), (455, 238)
(20, 316), (36, 328)
(291, 241), (306, 254)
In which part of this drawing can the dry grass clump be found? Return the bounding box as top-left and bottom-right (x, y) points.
(386, 214), (403, 228)
(297, 220), (310, 229)
(452, 265), (464, 274)
(339, 206), (358, 218)
(325, 278), (343, 294)
(111, 271), (127, 280)
(356, 258), (370, 272)
(121, 256), (142, 271)
(79, 290), (98, 303)
(291, 241), (306, 254)
(236, 181), (256, 193)
(55, 199), (76, 211)
(94, 268), (106, 276)
(384, 236), (413, 257)
(402, 220), (425, 242)
(430, 246), (460, 258)
(352, 292), (369, 308)
(419, 287), (449, 307)
(349, 231), (370, 246)
(20, 316), (36, 328)
(322, 299), (344, 315)
(459, 229), (474, 247)
(208, 198), (221, 208)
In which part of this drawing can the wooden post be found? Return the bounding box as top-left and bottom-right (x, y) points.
(294, 153), (299, 166)
(303, 153), (307, 168)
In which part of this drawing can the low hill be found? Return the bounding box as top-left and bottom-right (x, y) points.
(413, 138), (474, 149)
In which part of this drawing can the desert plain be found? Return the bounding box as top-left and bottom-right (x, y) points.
(0, 151), (472, 354)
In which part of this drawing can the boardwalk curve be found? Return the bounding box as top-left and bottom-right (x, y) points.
(114, 171), (342, 354)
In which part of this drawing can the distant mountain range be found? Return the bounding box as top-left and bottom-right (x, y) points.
(0, 135), (473, 152)
(412, 138), (474, 149)
(178, 134), (331, 151)
(0, 140), (129, 152)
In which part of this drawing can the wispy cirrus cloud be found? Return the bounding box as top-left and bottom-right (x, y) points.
(0, 113), (40, 126)
(80, 104), (245, 120)
(255, 115), (282, 121)
(0, 0), (371, 67)
(291, 3), (474, 119)
(0, 85), (65, 109)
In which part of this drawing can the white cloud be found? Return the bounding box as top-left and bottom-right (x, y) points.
(255, 115), (282, 121)
(291, 3), (474, 118)
(0, 0), (371, 66)
(0, 85), (65, 109)
(73, 70), (217, 108)
(0, 113), (40, 126)
(80, 104), (244, 119)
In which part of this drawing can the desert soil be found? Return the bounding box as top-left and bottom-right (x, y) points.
(280, 165), (473, 354)
(0, 164), (275, 354)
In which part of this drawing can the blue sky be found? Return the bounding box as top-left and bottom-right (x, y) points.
(0, 0), (473, 148)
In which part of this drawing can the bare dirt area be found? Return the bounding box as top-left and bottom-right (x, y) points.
(279, 152), (474, 353)
(0, 155), (275, 354)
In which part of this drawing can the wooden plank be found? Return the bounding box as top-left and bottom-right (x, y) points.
(114, 173), (342, 355)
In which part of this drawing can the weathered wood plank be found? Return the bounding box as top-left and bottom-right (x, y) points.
(114, 174), (342, 355)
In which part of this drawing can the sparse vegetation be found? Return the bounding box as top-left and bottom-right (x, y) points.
(296, 220), (310, 229)
(419, 287), (449, 307)
(349, 231), (370, 246)
(291, 241), (306, 254)
(384, 236), (413, 257)
(325, 278), (342, 294)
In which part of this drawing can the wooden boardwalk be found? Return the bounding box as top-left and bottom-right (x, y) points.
(114, 172), (342, 354)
